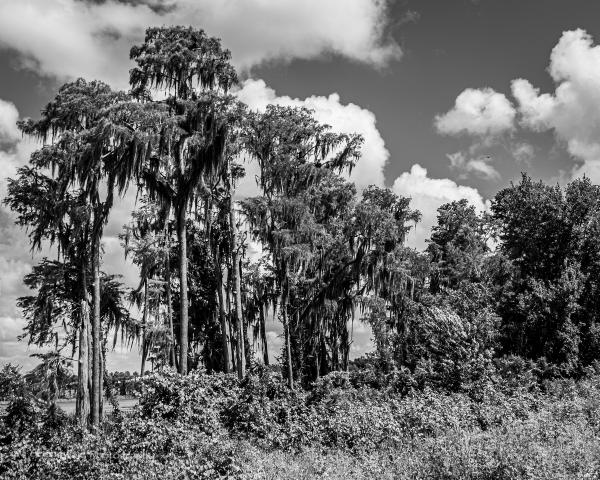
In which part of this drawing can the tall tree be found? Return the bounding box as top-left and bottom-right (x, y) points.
(129, 26), (238, 374)
(15, 78), (148, 427)
(427, 199), (490, 293)
(242, 105), (362, 386)
(5, 159), (94, 426)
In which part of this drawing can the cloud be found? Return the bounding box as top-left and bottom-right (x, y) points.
(0, 315), (48, 371)
(511, 142), (535, 165)
(236, 79), (388, 191)
(392, 164), (487, 250)
(435, 87), (516, 138)
(511, 29), (600, 181)
(447, 152), (499, 180)
(511, 79), (555, 131)
(0, 98), (38, 369)
(0, 99), (19, 149)
(0, 0), (401, 89)
(398, 9), (420, 25)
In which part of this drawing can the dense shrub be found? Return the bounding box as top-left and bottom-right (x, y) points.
(2, 369), (600, 479)
(138, 369), (239, 435)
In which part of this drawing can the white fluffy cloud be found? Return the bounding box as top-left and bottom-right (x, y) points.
(392, 164), (487, 250)
(435, 87), (516, 138)
(236, 79), (388, 191)
(0, 0), (400, 89)
(447, 151), (499, 180)
(511, 29), (600, 180)
(511, 142), (535, 164)
(0, 99), (37, 368)
(0, 100), (19, 147)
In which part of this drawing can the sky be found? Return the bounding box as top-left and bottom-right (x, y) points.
(2, 0), (600, 372)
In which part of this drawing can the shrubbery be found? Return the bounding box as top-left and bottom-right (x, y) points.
(2, 367), (600, 478)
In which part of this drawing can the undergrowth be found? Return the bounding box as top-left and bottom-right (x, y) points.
(2, 366), (600, 479)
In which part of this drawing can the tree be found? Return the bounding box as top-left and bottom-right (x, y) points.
(121, 199), (176, 373)
(491, 174), (600, 372)
(129, 26), (239, 375)
(427, 199), (490, 293)
(12, 77), (148, 428)
(242, 105), (363, 386)
(352, 186), (423, 370)
(5, 159), (94, 426)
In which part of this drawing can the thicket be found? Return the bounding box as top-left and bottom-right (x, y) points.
(2, 367), (600, 479)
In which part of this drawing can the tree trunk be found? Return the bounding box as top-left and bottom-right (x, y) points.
(140, 280), (148, 376)
(281, 288), (294, 390)
(76, 258), (90, 428)
(283, 301), (294, 389)
(140, 341), (148, 376)
(165, 237), (176, 369)
(260, 303), (269, 365)
(315, 339), (321, 380)
(230, 201), (246, 379)
(76, 297), (90, 427)
(243, 280), (252, 368)
(217, 265), (232, 372)
(297, 310), (304, 384)
(177, 207), (189, 375)
(91, 238), (101, 429)
(226, 276), (236, 374)
(100, 339), (105, 416)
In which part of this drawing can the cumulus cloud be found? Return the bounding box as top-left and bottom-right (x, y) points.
(511, 142), (535, 165)
(0, 100), (19, 148)
(447, 152), (499, 180)
(236, 79), (388, 191)
(0, 99), (38, 368)
(392, 164), (487, 250)
(0, 0), (401, 89)
(435, 87), (516, 138)
(511, 29), (600, 180)
(511, 79), (555, 131)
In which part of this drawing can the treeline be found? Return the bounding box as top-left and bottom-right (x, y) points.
(5, 25), (600, 434)
(0, 365), (143, 402)
(362, 174), (600, 392)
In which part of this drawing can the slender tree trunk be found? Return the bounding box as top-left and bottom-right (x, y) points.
(90, 237), (101, 429)
(76, 291), (90, 427)
(315, 340), (320, 380)
(281, 288), (294, 390)
(87, 324), (93, 408)
(140, 342), (148, 376)
(217, 264), (232, 372)
(296, 310), (304, 384)
(332, 333), (339, 372)
(225, 273), (236, 374)
(165, 236), (176, 369)
(177, 207), (189, 375)
(243, 286), (252, 368)
(230, 201), (246, 379)
(100, 339), (105, 416)
(140, 280), (148, 376)
(260, 303), (269, 365)
(283, 300), (294, 389)
(76, 259), (90, 427)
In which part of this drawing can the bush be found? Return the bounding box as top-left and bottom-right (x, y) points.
(3, 368), (600, 478)
(138, 368), (239, 435)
